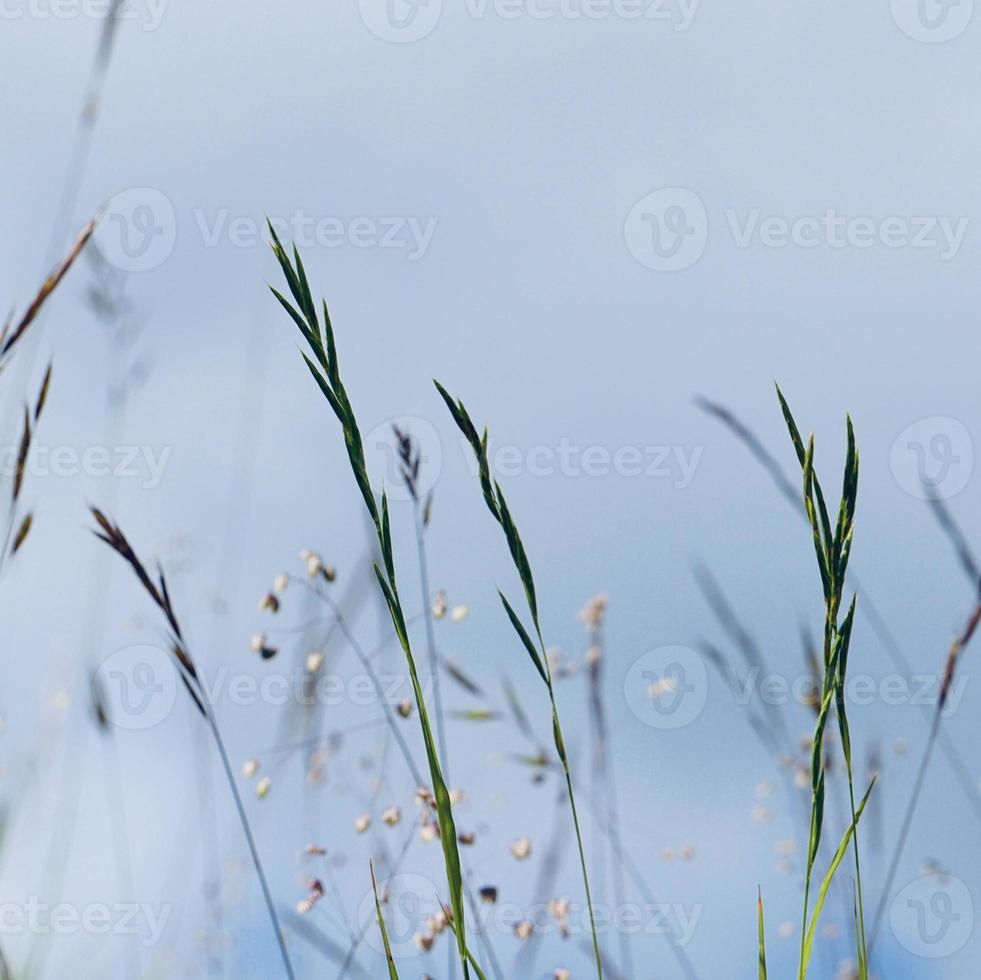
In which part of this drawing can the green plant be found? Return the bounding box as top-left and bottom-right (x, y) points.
(772, 386), (874, 980)
(268, 228), (478, 978)
(434, 382), (605, 980)
(90, 509), (297, 980)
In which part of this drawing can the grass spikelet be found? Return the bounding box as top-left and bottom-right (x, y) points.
(0, 216), (98, 363)
(89, 508), (296, 980)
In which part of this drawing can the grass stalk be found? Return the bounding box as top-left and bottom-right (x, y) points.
(774, 386), (870, 980)
(869, 596), (981, 951)
(89, 509), (296, 980)
(434, 381), (604, 979)
(698, 393), (981, 826)
(268, 230), (477, 978)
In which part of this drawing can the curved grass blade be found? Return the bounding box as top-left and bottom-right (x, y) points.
(800, 779), (875, 978)
(436, 380), (604, 980)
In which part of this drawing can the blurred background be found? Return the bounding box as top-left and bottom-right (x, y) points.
(1, 1), (980, 976)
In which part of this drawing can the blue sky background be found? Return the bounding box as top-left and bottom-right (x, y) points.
(1, 2), (980, 977)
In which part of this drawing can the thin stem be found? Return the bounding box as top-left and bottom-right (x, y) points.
(101, 734), (141, 980)
(868, 710), (941, 953)
(587, 618), (632, 978)
(414, 504), (449, 777)
(206, 712), (296, 980)
(542, 649), (603, 980)
(321, 594), (425, 788)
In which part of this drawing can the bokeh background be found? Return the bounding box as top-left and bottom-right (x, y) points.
(1, 1), (980, 976)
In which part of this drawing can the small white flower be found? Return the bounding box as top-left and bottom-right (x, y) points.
(354, 813), (371, 834)
(510, 837), (532, 861)
(382, 806), (401, 827)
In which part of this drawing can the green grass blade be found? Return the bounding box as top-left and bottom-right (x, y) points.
(800, 779), (875, 978)
(437, 380), (604, 980)
(370, 863), (401, 980)
(757, 888), (767, 980)
(497, 590), (548, 684)
(271, 242), (476, 979)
